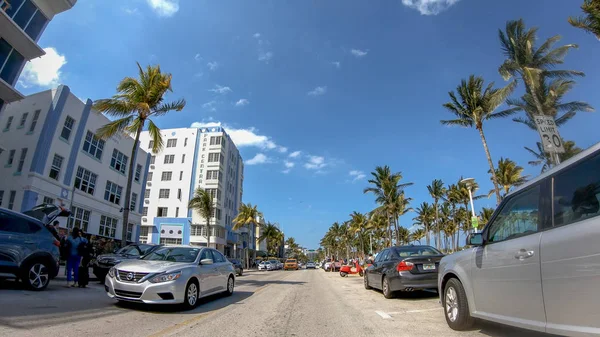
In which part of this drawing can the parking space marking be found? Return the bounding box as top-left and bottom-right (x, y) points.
(375, 311), (392, 319)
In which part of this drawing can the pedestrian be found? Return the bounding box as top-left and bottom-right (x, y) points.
(45, 220), (61, 241)
(78, 230), (91, 288)
(65, 227), (86, 287)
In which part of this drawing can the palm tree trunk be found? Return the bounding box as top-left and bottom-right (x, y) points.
(206, 219), (211, 248)
(426, 224), (430, 246)
(393, 216), (400, 245)
(434, 201), (440, 250)
(120, 122), (144, 248)
(477, 126), (501, 205)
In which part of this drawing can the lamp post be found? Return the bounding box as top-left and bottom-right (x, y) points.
(460, 177), (479, 231)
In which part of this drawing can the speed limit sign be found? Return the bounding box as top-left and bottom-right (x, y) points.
(534, 116), (565, 154)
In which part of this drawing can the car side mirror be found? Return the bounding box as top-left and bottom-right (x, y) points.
(467, 233), (484, 246)
(200, 258), (213, 265)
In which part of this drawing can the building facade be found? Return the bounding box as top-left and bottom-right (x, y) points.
(0, 0), (77, 112)
(138, 126), (249, 258)
(0, 85), (150, 242)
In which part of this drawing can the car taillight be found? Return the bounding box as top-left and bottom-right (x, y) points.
(397, 261), (414, 272)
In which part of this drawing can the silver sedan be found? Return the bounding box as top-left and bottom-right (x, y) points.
(105, 246), (235, 308)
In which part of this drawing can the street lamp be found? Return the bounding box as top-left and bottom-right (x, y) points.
(460, 177), (479, 231)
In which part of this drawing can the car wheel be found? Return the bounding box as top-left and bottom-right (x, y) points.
(22, 260), (50, 291)
(364, 273), (371, 290)
(224, 275), (234, 296)
(359, 270), (364, 277)
(443, 278), (474, 330)
(184, 280), (199, 309)
(382, 276), (394, 299)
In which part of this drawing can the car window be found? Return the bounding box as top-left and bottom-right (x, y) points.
(117, 245), (141, 256)
(375, 250), (386, 262)
(488, 184), (541, 243)
(0, 211), (41, 234)
(395, 246), (442, 257)
(143, 247), (200, 262)
(139, 244), (155, 255)
(200, 249), (214, 262)
(553, 153), (600, 227)
(212, 250), (226, 263)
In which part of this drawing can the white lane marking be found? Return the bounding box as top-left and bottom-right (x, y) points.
(375, 311), (392, 319)
(386, 308), (441, 315)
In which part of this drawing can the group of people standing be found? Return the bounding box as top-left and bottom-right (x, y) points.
(45, 221), (93, 288)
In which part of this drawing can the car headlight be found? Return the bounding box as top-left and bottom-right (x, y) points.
(108, 267), (116, 278)
(149, 271), (182, 283)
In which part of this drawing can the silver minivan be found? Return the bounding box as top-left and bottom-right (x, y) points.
(438, 143), (600, 336)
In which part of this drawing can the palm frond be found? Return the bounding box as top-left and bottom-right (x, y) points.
(95, 116), (133, 140)
(93, 99), (135, 117)
(147, 119), (164, 153)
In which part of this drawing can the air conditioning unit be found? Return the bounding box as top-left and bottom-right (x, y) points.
(142, 217), (147, 222)
(147, 182), (152, 186)
(144, 200), (150, 204)
(150, 165), (155, 170)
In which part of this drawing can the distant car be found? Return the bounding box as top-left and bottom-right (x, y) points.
(228, 258), (243, 276)
(258, 261), (273, 271)
(94, 243), (162, 282)
(284, 259), (298, 270)
(0, 204), (71, 290)
(306, 262), (316, 269)
(105, 246), (235, 308)
(364, 245), (444, 299)
(269, 259), (281, 270)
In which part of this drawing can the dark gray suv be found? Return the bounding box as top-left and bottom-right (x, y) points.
(0, 204), (71, 290)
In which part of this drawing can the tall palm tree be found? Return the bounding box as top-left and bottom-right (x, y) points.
(427, 179), (446, 250)
(233, 203), (263, 268)
(349, 212), (368, 257)
(479, 207), (495, 225)
(259, 223), (281, 258)
(388, 190), (412, 244)
(569, 0), (600, 39)
(285, 237), (300, 258)
(367, 212), (390, 250)
(525, 140), (583, 173)
(441, 75), (517, 205)
(94, 63), (186, 247)
(413, 202), (435, 246)
(410, 228), (426, 245)
(188, 188), (214, 248)
(441, 202), (458, 252)
(489, 157), (529, 198)
(446, 183), (462, 251)
(397, 227), (411, 245)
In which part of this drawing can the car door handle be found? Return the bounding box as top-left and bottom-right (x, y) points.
(514, 249), (535, 260)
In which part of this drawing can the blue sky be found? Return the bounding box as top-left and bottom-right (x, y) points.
(18, 0), (600, 249)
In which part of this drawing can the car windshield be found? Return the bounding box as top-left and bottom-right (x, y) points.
(116, 244), (154, 256)
(270, 260), (278, 263)
(394, 246), (442, 257)
(142, 247), (199, 263)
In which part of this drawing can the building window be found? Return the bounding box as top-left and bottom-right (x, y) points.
(127, 223), (133, 241)
(0, 38), (25, 85)
(16, 148), (27, 173)
(42, 196), (54, 205)
(18, 112), (28, 128)
(161, 171), (172, 181)
(144, 189), (151, 199)
(99, 215), (118, 238)
(130, 193), (138, 211)
(206, 188), (221, 200)
(110, 149), (128, 174)
(142, 207), (148, 216)
(206, 170), (220, 180)
(68, 207), (91, 232)
(139, 226), (149, 243)
(175, 207), (179, 217)
(74, 166), (97, 195)
(210, 136), (222, 145)
(159, 189), (170, 198)
(6, 0), (48, 42)
(177, 188), (182, 199)
(164, 155), (175, 164)
(181, 154), (185, 163)
(157, 207), (168, 217)
(0, 190), (4, 207)
(104, 181), (123, 205)
(60, 116), (75, 141)
(191, 225), (205, 236)
(24, 7), (48, 42)
(148, 140), (154, 149)
(184, 138), (188, 146)
(208, 153), (220, 162)
(160, 238), (182, 245)
(28, 110), (40, 132)
(212, 208), (222, 220)
(48, 154), (63, 180)
(8, 190), (16, 210)
(135, 164), (142, 182)
(4, 116), (13, 130)
(166, 139), (177, 147)
(83, 131), (105, 160)
(150, 155), (156, 165)
(147, 172), (153, 181)
(179, 171), (183, 180)
(6, 149), (15, 166)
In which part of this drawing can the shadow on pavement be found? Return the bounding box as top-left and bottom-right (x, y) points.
(474, 320), (559, 337)
(116, 290), (253, 314)
(236, 278), (306, 287)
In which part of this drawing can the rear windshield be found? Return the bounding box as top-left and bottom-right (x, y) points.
(393, 246), (442, 257)
(286, 259), (296, 263)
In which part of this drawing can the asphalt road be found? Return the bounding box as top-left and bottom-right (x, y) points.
(0, 268), (554, 337)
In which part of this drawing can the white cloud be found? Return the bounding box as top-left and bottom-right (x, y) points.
(194, 72), (204, 78)
(124, 7), (140, 15)
(253, 33), (261, 38)
(278, 147), (288, 153)
(191, 121), (280, 151)
(194, 54), (202, 61)
(235, 99), (249, 107)
(258, 51), (273, 63)
(289, 151), (301, 158)
(246, 153), (270, 165)
(331, 61), (341, 68)
(284, 161), (295, 168)
(282, 169), (291, 174)
(207, 61), (219, 71)
(19, 47), (66, 88)
(349, 170), (366, 182)
(146, 0), (179, 17)
(401, 0), (460, 15)
(351, 49), (368, 57)
(202, 101), (217, 112)
(304, 156), (326, 170)
(209, 85), (232, 95)
(308, 86), (327, 96)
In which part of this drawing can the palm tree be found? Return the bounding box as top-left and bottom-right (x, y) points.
(259, 223), (281, 258)
(441, 202), (458, 252)
(413, 202), (435, 246)
(94, 63), (186, 247)
(446, 183), (463, 251)
(525, 140), (583, 172)
(285, 237), (300, 258)
(441, 75), (517, 205)
(188, 188), (214, 248)
(397, 227), (410, 245)
(489, 158), (529, 198)
(233, 203), (263, 268)
(349, 212), (368, 257)
(410, 228), (426, 245)
(427, 179), (446, 250)
(367, 212), (390, 250)
(388, 190), (412, 244)
(569, 0), (600, 39)
(479, 207), (495, 226)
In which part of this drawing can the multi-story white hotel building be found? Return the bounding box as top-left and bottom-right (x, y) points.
(138, 126), (250, 258)
(0, 85), (150, 242)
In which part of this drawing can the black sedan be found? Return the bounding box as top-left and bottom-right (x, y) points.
(93, 243), (162, 282)
(364, 245), (444, 299)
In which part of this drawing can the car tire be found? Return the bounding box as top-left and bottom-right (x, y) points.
(183, 280), (199, 309)
(239, 269), (243, 276)
(225, 276), (234, 297)
(443, 278), (474, 331)
(21, 259), (50, 291)
(382, 276), (394, 299)
(364, 273), (371, 290)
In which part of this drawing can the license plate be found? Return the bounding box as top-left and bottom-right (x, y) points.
(423, 263), (436, 270)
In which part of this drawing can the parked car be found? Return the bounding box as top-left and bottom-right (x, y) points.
(105, 246), (235, 308)
(93, 243), (162, 282)
(284, 259), (298, 270)
(306, 261), (316, 269)
(439, 144), (600, 336)
(325, 260), (341, 272)
(364, 245), (444, 299)
(269, 259), (281, 270)
(258, 261), (273, 271)
(228, 258), (243, 276)
(0, 204), (71, 290)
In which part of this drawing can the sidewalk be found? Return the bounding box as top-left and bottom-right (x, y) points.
(55, 265), (99, 282)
